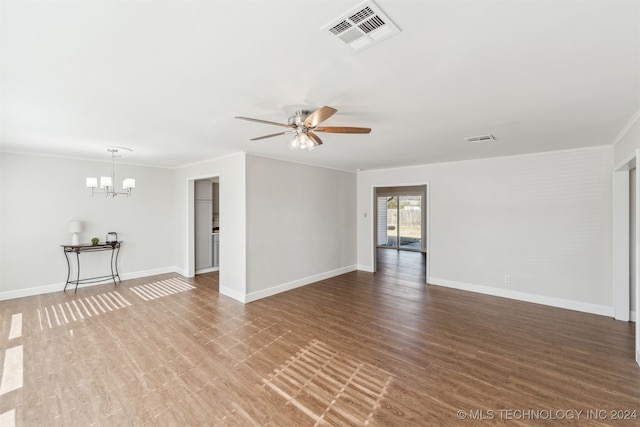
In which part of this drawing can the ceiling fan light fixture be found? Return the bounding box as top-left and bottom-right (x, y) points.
(236, 106), (370, 150)
(288, 133), (317, 151)
(288, 135), (299, 150)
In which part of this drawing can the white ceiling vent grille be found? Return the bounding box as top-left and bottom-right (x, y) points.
(322, 1), (401, 52)
(464, 134), (496, 143)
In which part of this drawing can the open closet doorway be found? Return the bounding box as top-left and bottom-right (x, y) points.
(194, 176), (220, 275)
(374, 185), (428, 283)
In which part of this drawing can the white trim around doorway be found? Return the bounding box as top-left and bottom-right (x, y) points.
(371, 182), (431, 284)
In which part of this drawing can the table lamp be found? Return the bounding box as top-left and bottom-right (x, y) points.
(68, 221), (83, 245)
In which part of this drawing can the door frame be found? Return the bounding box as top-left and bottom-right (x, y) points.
(612, 149), (639, 366)
(186, 174), (220, 278)
(372, 183), (430, 284)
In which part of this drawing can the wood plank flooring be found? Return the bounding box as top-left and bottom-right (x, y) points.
(0, 251), (639, 425)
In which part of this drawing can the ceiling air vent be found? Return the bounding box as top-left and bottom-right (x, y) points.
(464, 134), (496, 143)
(322, 0), (401, 52)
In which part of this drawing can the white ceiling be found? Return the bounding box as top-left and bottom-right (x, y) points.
(1, 0), (638, 171)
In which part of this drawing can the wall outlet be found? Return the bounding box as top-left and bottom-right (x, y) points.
(504, 274), (511, 284)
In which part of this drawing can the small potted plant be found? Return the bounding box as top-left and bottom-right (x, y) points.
(91, 237), (99, 245)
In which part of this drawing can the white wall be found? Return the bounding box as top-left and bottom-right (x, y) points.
(1, 151), (355, 304)
(0, 143), (621, 314)
(0, 152), (176, 298)
(173, 153), (247, 302)
(357, 147), (613, 316)
(244, 155), (357, 301)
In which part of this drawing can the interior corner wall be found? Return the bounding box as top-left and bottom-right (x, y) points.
(244, 155), (357, 302)
(173, 152), (247, 302)
(0, 152), (176, 299)
(614, 112), (640, 167)
(357, 147), (614, 316)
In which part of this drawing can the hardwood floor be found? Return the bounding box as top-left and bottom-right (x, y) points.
(376, 247), (426, 283)
(0, 258), (639, 426)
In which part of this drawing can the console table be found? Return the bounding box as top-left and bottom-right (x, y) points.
(61, 242), (122, 293)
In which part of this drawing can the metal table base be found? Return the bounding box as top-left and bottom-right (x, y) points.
(61, 242), (122, 293)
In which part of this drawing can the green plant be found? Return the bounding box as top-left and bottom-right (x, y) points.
(91, 237), (99, 245)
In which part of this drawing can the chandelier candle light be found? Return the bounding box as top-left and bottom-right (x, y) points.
(86, 148), (135, 197)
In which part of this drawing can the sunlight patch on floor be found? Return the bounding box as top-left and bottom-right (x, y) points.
(37, 291), (131, 330)
(129, 278), (196, 301)
(262, 340), (393, 426)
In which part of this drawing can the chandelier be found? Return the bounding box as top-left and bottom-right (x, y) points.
(86, 148), (135, 197)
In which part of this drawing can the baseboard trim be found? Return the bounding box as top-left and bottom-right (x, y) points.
(120, 267), (178, 281)
(429, 277), (614, 318)
(244, 265), (358, 303)
(357, 264), (374, 273)
(219, 286), (247, 303)
(0, 282), (66, 301)
(0, 266), (178, 301)
(174, 267), (190, 278)
(195, 266), (219, 275)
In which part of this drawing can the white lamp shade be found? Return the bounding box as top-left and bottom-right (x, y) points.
(100, 176), (112, 188)
(123, 178), (135, 189)
(68, 221), (83, 233)
(86, 177), (98, 188)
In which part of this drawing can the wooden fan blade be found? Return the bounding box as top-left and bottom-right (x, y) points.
(303, 106), (337, 128)
(308, 132), (323, 146)
(250, 131), (292, 141)
(235, 116), (292, 128)
(315, 126), (371, 134)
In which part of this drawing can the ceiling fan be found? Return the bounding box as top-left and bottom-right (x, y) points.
(235, 106), (371, 150)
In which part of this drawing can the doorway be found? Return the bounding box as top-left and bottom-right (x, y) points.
(374, 185), (428, 282)
(193, 176), (220, 276)
(613, 152), (640, 366)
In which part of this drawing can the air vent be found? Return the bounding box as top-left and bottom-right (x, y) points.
(465, 134), (496, 143)
(322, 0), (401, 51)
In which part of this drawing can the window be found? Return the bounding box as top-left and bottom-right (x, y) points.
(376, 186), (425, 252)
